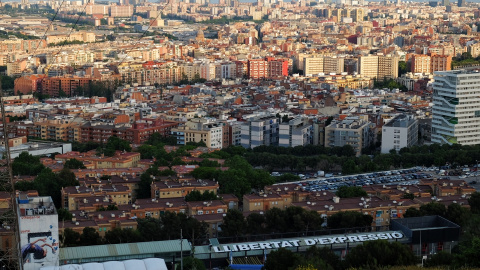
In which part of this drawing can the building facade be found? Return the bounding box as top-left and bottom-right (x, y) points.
(432, 70), (480, 145)
(325, 116), (374, 156)
(240, 116), (279, 149)
(278, 116), (313, 147)
(381, 114), (419, 153)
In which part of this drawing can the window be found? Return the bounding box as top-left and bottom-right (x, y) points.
(197, 210), (203, 215)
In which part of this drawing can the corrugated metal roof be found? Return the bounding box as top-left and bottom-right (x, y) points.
(60, 240), (191, 261)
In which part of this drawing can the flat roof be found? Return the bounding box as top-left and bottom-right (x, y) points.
(60, 239), (190, 263)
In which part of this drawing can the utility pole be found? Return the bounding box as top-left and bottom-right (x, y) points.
(0, 79), (22, 270)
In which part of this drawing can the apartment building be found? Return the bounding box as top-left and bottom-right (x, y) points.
(46, 32), (95, 44)
(119, 61), (182, 85)
(187, 200), (227, 216)
(243, 193), (289, 212)
(303, 57), (324, 75)
(127, 119), (179, 144)
(432, 70), (480, 145)
(240, 115), (279, 148)
(304, 56), (344, 76)
(248, 59), (268, 79)
(278, 116), (313, 147)
(467, 42), (480, 58)
(14, 74), (46, 95)
(411, 54), (452, 74)
(431, 54), (452, 72)
(248, 58), (289, 79)
(325, 116), (374, 156)
(41, 76), (95, 97)
(55, 150), (141, 169)
(80, 118), (178, 145)
(29, 118), (82, 141)
(381, 114), (419, 153)
(61, 185), (132, 211)
(266, 57), (289, 78)
(0, 39), (47, 52)
(358, 55), (399, 79)
(109, 5), (134, 17)
(411, 55), (431, 74)
(171, 118), (223, 148)
(150, 179), (219, 199)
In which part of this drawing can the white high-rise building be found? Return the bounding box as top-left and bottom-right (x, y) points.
(432, 70), (480, 145)
(381, 114), (418, 153)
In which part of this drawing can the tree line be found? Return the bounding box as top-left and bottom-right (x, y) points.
(219, 207), (372, 241)
(244, 143), (480, 174)
(61, 211), (208, 247)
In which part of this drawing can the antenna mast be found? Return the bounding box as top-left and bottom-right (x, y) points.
(0, 78), (22, 270)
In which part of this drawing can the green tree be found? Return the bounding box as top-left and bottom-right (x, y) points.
(246, 212), (266, 235)
(275, 173), (301, 183)
(33, 168), (62, 207)
(345, 240), (416, 269)
(79, 227), (101, 246)
(420, 201), (447, 216)
(453, 236), (480, 267)
(264, 248), (300, 270)
(220, 209), (246, 239)
(185, 190), (203, 201)
(136, 173), (153, 199)
(398, 61), (408, 77)
(57, 168), (80, 187)
(176, 257), (206, 270)
(250, 169), (275, 190)
(12, 152), (45, 176)
(217, 169), (251, 200)
(265, 207), (287, 233)
(63, 158), (86, 169)
(137, 217), (163, 241)
(342, 159), (357, 175)
(191, 167), (220, 180)
(468, 191), (480, 214)
(58, 89), (68, 97)
(61, 228), (80, 247)
(99, 136), (132, 157)
(104, 228), (143, 244)
(303, 246), (340, 270)
(185, 190), (218, 202)
(424, 251), (455, 267)
(0, 75), (15, 90)
(446, 203), (470, 225)
(403, 207), (423, 218)
(327, 211), (373, 229)
(57, 208), (73, 221)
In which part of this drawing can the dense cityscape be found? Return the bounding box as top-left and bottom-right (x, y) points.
(1, 0), (480, 269)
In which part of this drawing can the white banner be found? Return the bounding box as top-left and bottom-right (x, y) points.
(213, 231), (404, 253)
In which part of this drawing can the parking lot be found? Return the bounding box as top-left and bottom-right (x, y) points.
(290, 167), (430, 192)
